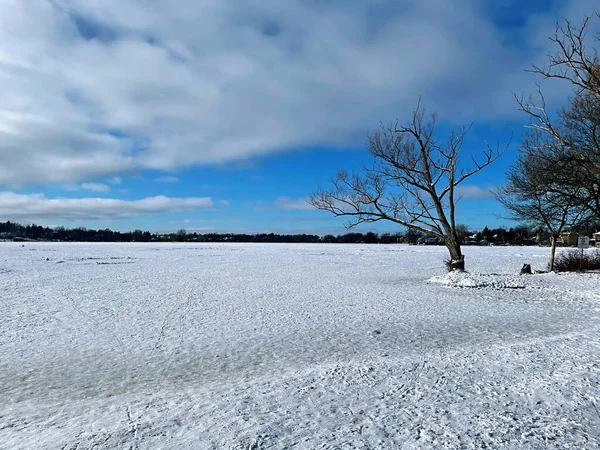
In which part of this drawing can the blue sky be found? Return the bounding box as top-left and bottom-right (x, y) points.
(0, 0), (597, 234)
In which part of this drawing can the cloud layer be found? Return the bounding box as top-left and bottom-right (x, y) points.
(455, 185), (495, 199)
(0, 193), (213, 221)
(81, 182), (110, 192)
(275, 196), (314, 211)
(0, 0), (596, 188)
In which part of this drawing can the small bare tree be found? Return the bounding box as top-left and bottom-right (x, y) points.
(309, 103), (505, 271)
(495, 128), (588, 271)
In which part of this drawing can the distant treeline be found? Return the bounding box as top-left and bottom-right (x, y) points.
(0, 221), (598, 245)
(0, 221), (323, 243)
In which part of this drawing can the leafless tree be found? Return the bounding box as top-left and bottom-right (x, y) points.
(495, 128), (588, 271)
(561, 92), (600, 213)
(518, 13), (600, 219)
(309, 103), (505, 271)
(531, 13), (600, 99)
(515, 95), (600, 219)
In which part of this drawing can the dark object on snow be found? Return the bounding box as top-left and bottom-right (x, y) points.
(520, 264), (532, 275)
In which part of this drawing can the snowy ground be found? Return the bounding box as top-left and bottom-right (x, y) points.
(1, 242), (599, 449)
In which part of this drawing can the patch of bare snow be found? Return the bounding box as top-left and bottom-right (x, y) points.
(428, 270), (528, 289)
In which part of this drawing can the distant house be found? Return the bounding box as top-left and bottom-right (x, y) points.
(418, 236), (441, 245)
(593, 232), (600, 247)
(464, 235), (478, 245)
(492, 234), (505, 246)
(559, 231), (580, 247)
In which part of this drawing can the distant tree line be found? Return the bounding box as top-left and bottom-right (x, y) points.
(2, 220), (597, 246)
(0, 221), (320, 243)
(0, 221), (155, 242)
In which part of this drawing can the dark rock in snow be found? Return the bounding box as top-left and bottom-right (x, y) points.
(520, 264), (532, 275)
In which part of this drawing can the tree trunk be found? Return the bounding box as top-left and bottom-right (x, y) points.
(549, 235), (557, 272)
(445, 236), (465, 271)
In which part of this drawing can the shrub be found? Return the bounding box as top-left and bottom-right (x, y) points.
(553, 249), (600, 272)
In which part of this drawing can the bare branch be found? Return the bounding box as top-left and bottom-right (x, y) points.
(529, 14), (600, 100)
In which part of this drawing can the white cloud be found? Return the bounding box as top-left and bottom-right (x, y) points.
(0, 0), (596, 187)
(155, 175), (180, 183)
(455, 184), (495, 199)
(275, 196), (314, 211)
(0, 192), (213, 221)
(81, 182), (110, 192)
(63, 182), (110, 192)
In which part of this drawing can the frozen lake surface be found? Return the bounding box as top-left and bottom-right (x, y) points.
(1, 242), (599, 448)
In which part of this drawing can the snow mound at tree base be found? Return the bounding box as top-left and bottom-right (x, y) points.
(428, 271), (527, 289)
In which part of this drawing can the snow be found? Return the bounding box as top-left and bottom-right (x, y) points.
(428, 270), (529, 289)
(1, 242), (599, 448)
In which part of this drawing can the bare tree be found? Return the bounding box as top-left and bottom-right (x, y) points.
(518, 13), (600, 219)
(531, 13), (600, 99)
(515, 92), (600, 215)
(309, 103), (505, 271)
(561, 92), (600, 213)
(495, 128), (588, 271)
(455, 224), (471, 242)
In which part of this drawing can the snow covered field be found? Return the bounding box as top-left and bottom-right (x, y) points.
(1, 242), (599, 449)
